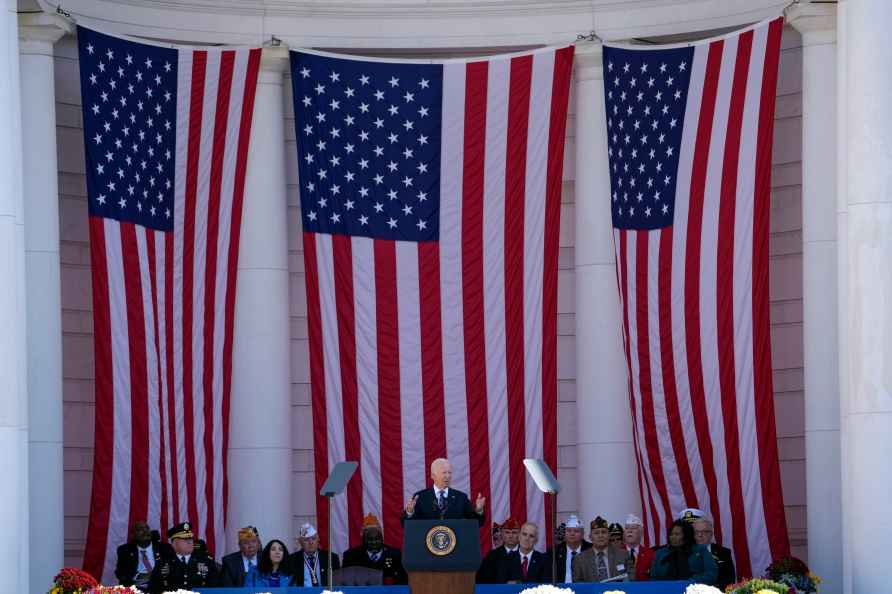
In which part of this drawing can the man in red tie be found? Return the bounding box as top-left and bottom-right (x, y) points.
(502, 522), (550, 583)
(114, 521), (173, 589)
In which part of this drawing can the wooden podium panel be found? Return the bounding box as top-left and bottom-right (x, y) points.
(408, 570), (475, 594)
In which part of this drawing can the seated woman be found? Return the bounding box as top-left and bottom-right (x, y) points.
(256, 539), (295, 588)
(650, 519), (718, 584)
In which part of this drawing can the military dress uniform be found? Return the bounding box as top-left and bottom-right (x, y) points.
(148, 522), (219, 593)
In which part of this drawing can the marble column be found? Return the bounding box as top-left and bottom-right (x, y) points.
(836, 2), (852, 591)
(18, 11), (71, 591)
(0, 1), (28, 591)
(842, 1), (892, 592)
(573, 42), (639, 525)
(788, 5), (842, 592)
(228, 47), (292, 549)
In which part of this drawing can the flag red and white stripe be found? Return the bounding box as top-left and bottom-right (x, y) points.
(607, 18), (789, 577)
(300, 46), (574, 554)
(82, 34), (261, 582)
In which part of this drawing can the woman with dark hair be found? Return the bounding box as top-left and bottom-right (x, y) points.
(256, 539), (294, 587)
(650, 519), (718, 584)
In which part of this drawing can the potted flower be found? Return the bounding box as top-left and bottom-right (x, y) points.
(765, 556), (821, 594)
(48, 568), (99, 594)
(725, 577), (790, 594)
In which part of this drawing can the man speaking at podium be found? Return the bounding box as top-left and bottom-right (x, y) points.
(403, 458), (485, 525)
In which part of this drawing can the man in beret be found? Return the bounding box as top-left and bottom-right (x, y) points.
(573, 516), (628, 582)
(476, 518), (521, 583)
(289, 523), (340, 587)
(114, 521), (173, 589)
(220, 525), (262, 586)
(491, 522), (504, 549)
(692, 517), (736, 590)
(545, 515), (591, 583)
(608, 523), (624, 547)
(342, 513), (407, 585)
(147, 522), (219, 593)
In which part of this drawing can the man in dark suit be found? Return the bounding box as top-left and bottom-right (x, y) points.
(477, 518), (520, 583)
(693, 517), (736, 590)
(342, 513), (407, 585)
(114, 521), (174, 589)
(220, 526), (261, 586)
(289, 523), (340, 587)
(403, 458), (486, 524)
(501, 522), (550, 583)
(147, 522), (219, 593)
(545, 515), (592, 583)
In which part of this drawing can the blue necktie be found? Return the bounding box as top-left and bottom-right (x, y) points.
(437, 491), (446, 512)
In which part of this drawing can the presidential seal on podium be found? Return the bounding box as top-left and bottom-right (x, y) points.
(425, 525), (457, 556)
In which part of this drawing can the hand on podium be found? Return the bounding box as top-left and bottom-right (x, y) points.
(475, 493), (486, 515)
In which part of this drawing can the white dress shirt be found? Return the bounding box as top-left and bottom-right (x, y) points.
(136, 543), (154, 575)
(303, 553), (320, 587)
(242, 555), (257, 573)
(565, 545), (582, 583)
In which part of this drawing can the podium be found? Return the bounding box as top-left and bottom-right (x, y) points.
(402, 519), (481, 594)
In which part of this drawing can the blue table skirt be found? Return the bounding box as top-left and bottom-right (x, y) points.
(196, 582), (691, 593)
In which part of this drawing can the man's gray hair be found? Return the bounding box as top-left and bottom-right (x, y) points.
(430, 457), (450, 474)
(520, 522), (539, 535)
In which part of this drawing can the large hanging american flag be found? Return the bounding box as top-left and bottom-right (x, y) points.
(291, 46), (573, 554)
(77, 26), (261, 581)
(603, 18), (789, 577)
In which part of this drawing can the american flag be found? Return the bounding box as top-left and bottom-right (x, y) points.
(291, 46), (573, 554)
(604, 18), (789, 576)
(77, 26), (261, 581)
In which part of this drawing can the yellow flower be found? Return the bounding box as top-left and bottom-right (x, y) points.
(755, 590), (778, 594)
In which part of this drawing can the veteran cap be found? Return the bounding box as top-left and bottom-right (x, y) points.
(590, 516), (609, 530)
(678, 508), (705, 523)
(564, 515), (582, 529)
(362, 513), (381, 529)
(167, 521), (193, 540)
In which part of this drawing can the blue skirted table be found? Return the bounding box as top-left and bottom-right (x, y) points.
(196, 582), (691, 593)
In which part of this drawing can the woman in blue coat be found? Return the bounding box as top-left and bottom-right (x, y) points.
(650, 519), (718, 584)
(255, 539), (295, 588)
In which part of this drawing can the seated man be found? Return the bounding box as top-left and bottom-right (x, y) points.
(403, 458), (485, 524)
(608, 523), (624, 548)
(114, 521), (173, 589)
(621, 514), (655, 580)
(147, 522), (219, 593)
(342, 513), (407, 585)
(693, 517), (736, 590)
(545, 515), (591, 583)
(477, 518), (520, 583)
(288, 523), (340, 587)
(573, 516), (628, 582)
(501, 522), (550, 584)
(220, 526), (261, 586)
